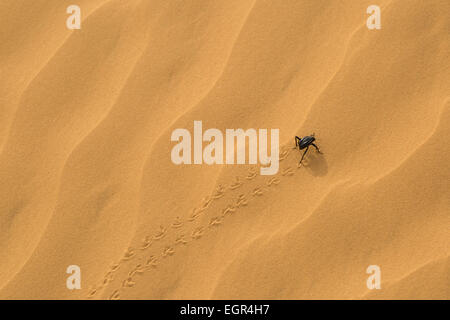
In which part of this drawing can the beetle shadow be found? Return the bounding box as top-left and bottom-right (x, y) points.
(302, 151), (328, 176)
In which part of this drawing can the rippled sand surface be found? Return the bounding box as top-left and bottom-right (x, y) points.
(0, 0), (448, 299)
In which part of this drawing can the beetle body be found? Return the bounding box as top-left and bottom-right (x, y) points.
(298, 136), (315, 150)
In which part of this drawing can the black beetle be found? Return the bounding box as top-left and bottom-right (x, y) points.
(294, 134), (322, 165)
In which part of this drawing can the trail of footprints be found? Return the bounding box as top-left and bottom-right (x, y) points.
(87, 146), (302, 299)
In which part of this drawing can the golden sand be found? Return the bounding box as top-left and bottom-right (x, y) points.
(0, 0), (448, 299)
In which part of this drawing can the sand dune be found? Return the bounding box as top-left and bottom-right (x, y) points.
(0, 0), (448, 299)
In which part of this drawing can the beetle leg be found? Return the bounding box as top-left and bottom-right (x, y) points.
(299, 146), (309, 165)
(294, 136), (301, 149)
(311, 143), (322, 154)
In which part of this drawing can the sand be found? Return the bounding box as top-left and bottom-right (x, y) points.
(0, 0), (449, 299)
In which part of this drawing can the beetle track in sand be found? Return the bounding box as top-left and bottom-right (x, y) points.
(87, 145), (302, 299)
